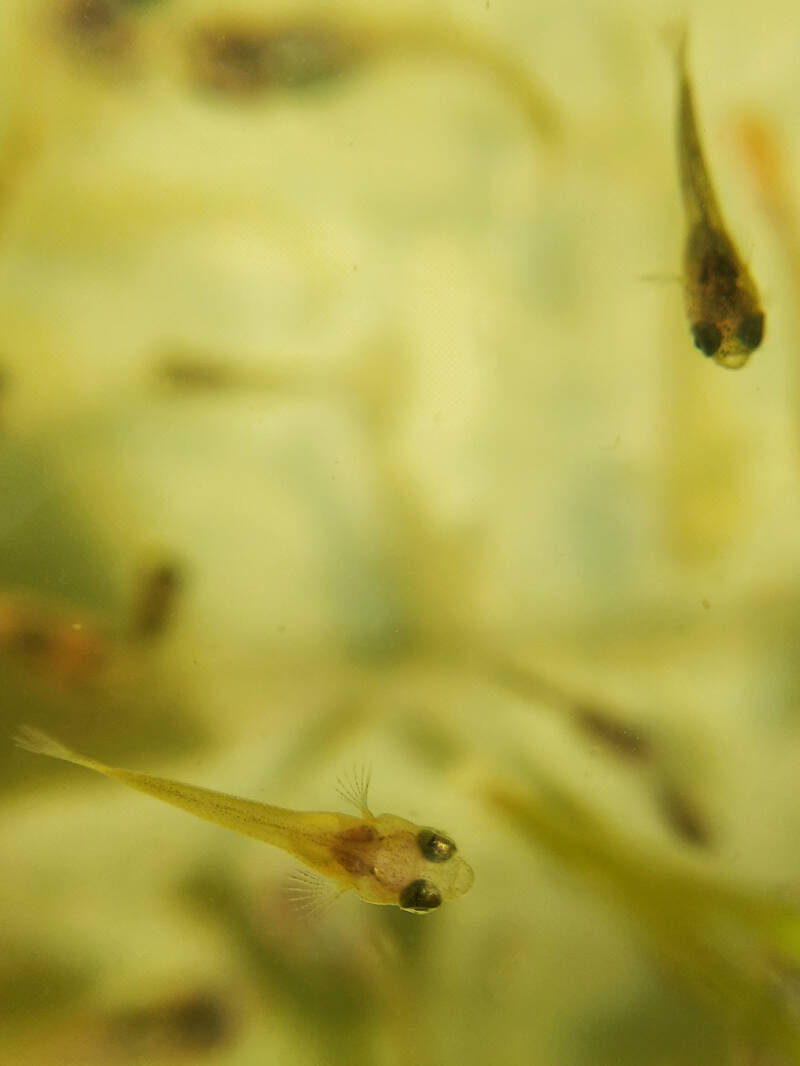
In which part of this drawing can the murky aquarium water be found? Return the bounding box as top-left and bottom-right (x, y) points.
(2, 0), (799, 1063)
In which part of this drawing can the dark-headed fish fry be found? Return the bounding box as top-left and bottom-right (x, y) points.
(674, 33), (764, 368)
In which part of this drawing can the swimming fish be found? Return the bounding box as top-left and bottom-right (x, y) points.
(14, 727), (474, 915)
(674, 33), (765, 368)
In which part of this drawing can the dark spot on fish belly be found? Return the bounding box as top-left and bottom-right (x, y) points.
(697, 250), (737, 287)
(688, 224), (739, 294)
(337, 824), (377, 843)
(332, 850), (371, 876)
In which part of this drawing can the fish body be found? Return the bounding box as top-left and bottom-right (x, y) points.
(675, 35), (764, 368)
(14, 727), (473, 914)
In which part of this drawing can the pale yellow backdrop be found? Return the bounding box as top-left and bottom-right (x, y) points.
(1, 1), (799, 1064)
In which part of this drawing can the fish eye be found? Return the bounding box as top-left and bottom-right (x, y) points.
(691, 321), (722, 357)
(416, 828), (456, 863)
(735, 312), (764, 351)
(398, 878), (442, 913)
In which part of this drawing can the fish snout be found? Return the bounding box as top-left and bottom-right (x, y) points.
(450, 857), (475, 899)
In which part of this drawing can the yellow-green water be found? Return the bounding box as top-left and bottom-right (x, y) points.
(2, 1), (800, 1064)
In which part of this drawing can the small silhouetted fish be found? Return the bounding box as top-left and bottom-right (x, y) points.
(674, 32), (765, 369)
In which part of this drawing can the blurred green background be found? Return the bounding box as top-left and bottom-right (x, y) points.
(2, 0), (800, 1063)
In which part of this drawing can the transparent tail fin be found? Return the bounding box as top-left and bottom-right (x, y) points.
(14, 725), (85, 766)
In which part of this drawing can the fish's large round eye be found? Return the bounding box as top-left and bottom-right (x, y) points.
(399, 878), (442, 913)
(691, 321), (722, 357)
(735, 312), (764, 351)
(417, 828), (456, 863)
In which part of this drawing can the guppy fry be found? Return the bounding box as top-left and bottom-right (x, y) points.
(674, 31), (765, 368)
(14, 727), (473, 915)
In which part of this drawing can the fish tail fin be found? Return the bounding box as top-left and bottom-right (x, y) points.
(661, 17), (689, 72)
(14, 725), (102, 771)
